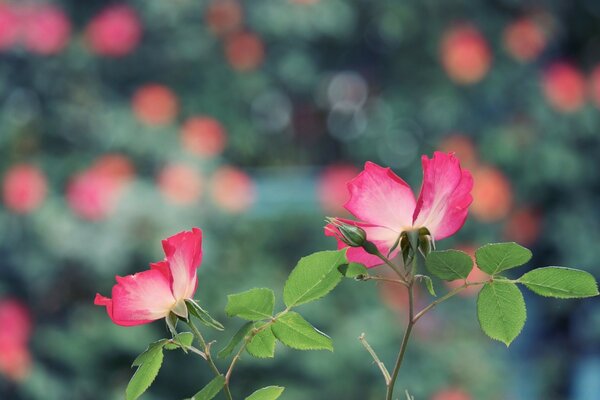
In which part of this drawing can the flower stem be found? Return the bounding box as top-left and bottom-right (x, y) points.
(386, 282), (415, 400)
(359, 333), (391, 385)
(373, 250), (408, 283)
(187, 320), (233, 400)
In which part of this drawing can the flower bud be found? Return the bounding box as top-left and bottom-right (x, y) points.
(325, 218), (367, 247)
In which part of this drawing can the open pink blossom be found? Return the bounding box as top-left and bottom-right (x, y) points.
(95, 228), (202, 326)
(326, 152), (473, 268)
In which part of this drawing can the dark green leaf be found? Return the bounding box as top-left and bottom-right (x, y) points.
(246, 324), (276, 358)
(272, 312), (332, 351)
(132, 340), (168, 367)
(425, 250), (473, 281)
(191, 375), (226, 400)
(126, 345), (164, 400)
(225, 288), (275, 321)
(186, 299), (225, 331)
(518, 267), (599, 298)
(283, 250), (347, 308)
(475, 243), (532, 275)
(477, 282), (526, 346)
(245, 386), (285, 400)
(218, 322), (254, 359)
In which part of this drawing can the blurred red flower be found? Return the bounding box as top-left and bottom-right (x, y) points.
(181, 117), (227, 158)
(441, 25), (491, 84)
(0, 299), (32, 381)
(132, 84), (179, 126)
(2, 164), (47, 214)
(470, 166), (513, 222)
(210, 166), (255, 213)
(225, 32), (264, 71)
(67, 168), (121, 220)
(317, 163), (360, 214)
(503, 17), (546, 62)
(21, 4), (71, 55)
(431, 387), (472, 400)
(439, 134), (478, 169)
(85, 4), (141, 57)
(157, 164), (203, 206)
(588, 64), (600, 109)
(205, 0), (243, 36)
(504, 207), (541, 246)
(542, 62), (585, 113)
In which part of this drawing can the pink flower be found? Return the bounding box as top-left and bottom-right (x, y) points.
(0, 299), (32, 381)
(85, 4), (141, 57)
(95, 228), (202, 326)
(21, 4), (71, 55)
(2, 164), (48, 214)
(326, 152), (473, 268)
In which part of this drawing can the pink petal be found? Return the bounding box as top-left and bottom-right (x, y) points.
(162, 228), (202, 300)
(412, 152), (474, 240)
(344, 162), (416, 231)
(325, 218), (400, 268)
(95, 268), (176, 326)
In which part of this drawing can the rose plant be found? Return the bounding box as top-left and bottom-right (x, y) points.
(96, 152), (598, 400)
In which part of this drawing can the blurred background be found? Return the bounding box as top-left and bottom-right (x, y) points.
(1, 0), (600, 399)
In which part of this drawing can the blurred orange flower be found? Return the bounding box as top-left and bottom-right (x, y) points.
(181, 117), (228, 158)
(441, 25), (491, 84)
(132, 84), (179, 126)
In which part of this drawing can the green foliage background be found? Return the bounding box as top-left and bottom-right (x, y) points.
(1, 0), (600, 399)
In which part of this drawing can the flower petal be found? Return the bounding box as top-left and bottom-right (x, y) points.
(325, 218), (400, 268)
(412, 152), (474, 240)
(96, 269), (176, 326)
(162, 228), (202, 301)
(344, 162), (416, 231)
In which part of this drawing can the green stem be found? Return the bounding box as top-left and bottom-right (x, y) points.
(187, 320), (233, 400)
(385, 283), (415, 400)
(373, 250), (408, 283)
(412, 279), (492, 323)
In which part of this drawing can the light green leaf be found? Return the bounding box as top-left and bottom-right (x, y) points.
(477, 282), (526, 346)
(283, 249), (347, 308)
(191, 375), (225, 400)
(245, 386), (285, 400)
(126, 345), (164, 400)
(246, 325), (276, 358)
(338, 262), (368, 279)
(165, 332), (194, 350)
(226, 288), (275, 321)
(425, 250), (473, 281)
(186, 299), (225, 331)
(518, 267), (599, 299)
(475, 242), (532, 275)
(272, 312), (332, 351)
(218, 322), (254, 359)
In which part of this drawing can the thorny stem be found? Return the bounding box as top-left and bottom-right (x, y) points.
(373, 249), (408, 283)
(361, 275), (409, 287)
(187, 320), (233, 400)
(359, 333), (391, 385)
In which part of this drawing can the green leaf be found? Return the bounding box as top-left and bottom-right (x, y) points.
(416, 275), (436, 296)
(226, 288), (275, 321)
(245, 386), (285, 400)
(425, 250), (473, 281)
(338, 262), (368, 278)
(218, 322), (254, 359)
(475, 242), (532, 275)
(283, 249), (347, 308)
(477, 282), (526, 346)
(186, 299), (225, 331)
(126, 345), (164, 400)
(191, 375), (226, 400)
(165, 332), (194, 350)
(272, 312), (332, 351)
(246, 324), (277, 358)
(518, 267), (599, 299)
(132, 340), (168, 366)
